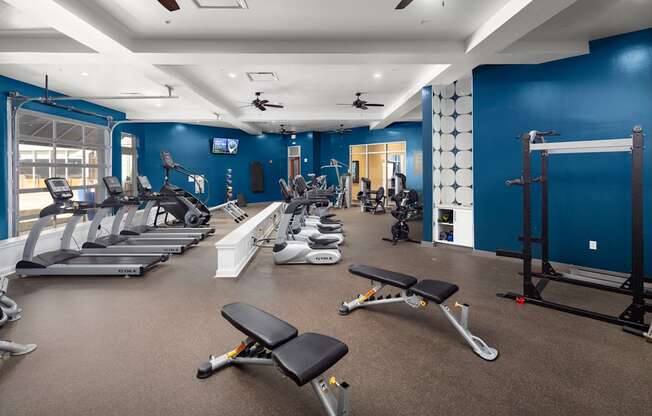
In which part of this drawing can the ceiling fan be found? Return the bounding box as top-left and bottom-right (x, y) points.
(240, 92), (284, 112)
(330, 124), (352, 134)
(157, 0), (180, 12)
(337, 92), (384, 110)
(395, 0), (445, 9)
(279, 124), (297, 136)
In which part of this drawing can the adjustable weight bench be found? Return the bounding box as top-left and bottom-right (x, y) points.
(197, 302), (350, 416)
(339, 265), (499, 361)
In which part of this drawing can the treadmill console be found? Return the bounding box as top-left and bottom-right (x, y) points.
(103, 176), (124, 196)
(160, 151), (176, 169)
(137, 175), (152, 192)
(45, 178), (73, 201)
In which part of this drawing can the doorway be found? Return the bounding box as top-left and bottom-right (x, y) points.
(121, 133), (138, 196)
(349, 141), (406, 201)
(288, 145), (301, 180)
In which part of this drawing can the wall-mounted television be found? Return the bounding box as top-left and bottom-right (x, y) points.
(211, 138), (239, 155)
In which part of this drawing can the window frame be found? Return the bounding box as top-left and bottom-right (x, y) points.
(10, 109), (111, 236)
(120, 132), (138, 196)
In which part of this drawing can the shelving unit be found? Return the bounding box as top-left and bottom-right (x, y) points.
(435, 205), (473, 247)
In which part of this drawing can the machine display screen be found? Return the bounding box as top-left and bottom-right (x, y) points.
(211, 138), (239, 155)
(103, 176), (123, 194)
(48, 179), (71, 193)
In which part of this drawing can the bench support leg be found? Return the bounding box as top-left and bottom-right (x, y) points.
(438, 303), (499, 361)
(197, 337), (275, 378)
(0, 340), (37, 357)
(311, 375), (350, 416)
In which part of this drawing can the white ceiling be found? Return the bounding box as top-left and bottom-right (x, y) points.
(89, 0), (512, 41)
(523, 0), (652, 42)
(0, 0), (649, 133)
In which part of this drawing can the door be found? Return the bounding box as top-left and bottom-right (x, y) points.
(288, 146), (301, 180)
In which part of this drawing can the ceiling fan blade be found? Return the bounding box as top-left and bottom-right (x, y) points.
(157, 0), (180, 12)
(259, 99), (269, 105)
(395, 0), (414, 10)
(264, 104), (284, 108)
(365, 103), (385, 107)
(238, 104), (253, 108)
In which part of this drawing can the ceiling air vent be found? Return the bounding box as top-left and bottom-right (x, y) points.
(246, 72), (279, 82)
(193, 0), (248, 9)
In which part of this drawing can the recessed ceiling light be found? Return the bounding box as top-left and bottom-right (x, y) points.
(81, 72), (89, 77)
(373, 73), (382, 78)
(155, 102), (163, 107)
(228, 73), (237, 78)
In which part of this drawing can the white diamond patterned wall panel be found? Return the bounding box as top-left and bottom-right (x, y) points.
(441, 98), (455, 116)
(433, 114), (441, 132)
(441, 116), (455, 133)
(455, 96), (472, 114)
(441, 186), (456, 204)
(456, 114), (473, 132)
(440, 151), (455, 169)
(441, 134), (455, 151)
(455, 132), (472, 150)
(433, 150), (441, 168)
(441, 84), (455, 99)
(441, 169), (455, 186)
(456, 169), (473, 187)
(433, 96), (441, 114)
(433, 132), (441, 150)
(455, 150), (473, 169)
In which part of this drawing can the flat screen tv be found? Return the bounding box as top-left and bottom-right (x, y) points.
(211, 138), (239, 155)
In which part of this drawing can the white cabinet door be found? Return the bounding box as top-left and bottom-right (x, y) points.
(453, 209), (474, 248)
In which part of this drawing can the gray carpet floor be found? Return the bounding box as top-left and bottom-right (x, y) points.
(0, 204), (650, 416)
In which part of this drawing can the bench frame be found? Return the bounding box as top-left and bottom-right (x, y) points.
(198, 336), (350, 416)
(339, 281), (499, 361)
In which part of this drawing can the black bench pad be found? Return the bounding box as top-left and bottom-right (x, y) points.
(317, 225), (342, 234)
(320, 218), (342, 225)
(221, 303), (298, 350)
(348, 264), (418, 289)
(309, 235), (339, 245)
(272, 333), (348, 386)
(410, 280), (458, 304)
(321, 213), (336, 219)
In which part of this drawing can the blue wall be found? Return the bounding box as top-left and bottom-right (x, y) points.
(134, 123), (287, 206)
(0, 75), (126, 239)
(318, 122), (423, 192)
(473, 28), (652, 274)
(287, 131), (319, 176)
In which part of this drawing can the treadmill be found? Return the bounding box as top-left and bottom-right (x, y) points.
(82, 176), (199, 255)
(15, 178), (167, 277)
(120, 175), (214, 240)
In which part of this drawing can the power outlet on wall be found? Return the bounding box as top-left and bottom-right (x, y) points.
(589, 240), (598, 251)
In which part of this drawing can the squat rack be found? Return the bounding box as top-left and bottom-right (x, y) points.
(497, 126), (651, 337)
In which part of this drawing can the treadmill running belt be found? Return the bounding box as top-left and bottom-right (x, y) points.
(62, 256), (162, 265)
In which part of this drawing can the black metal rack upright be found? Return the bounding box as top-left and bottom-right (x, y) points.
(497, 126), (651, 335)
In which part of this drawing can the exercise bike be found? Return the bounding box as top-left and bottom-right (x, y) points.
(383, 204), (420, 245)
(157, 151), (212, 227)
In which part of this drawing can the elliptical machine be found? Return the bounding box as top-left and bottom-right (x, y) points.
(1, 276), (37, 357)
(273, 199), (341, 265)
(157, 151), (212, 227)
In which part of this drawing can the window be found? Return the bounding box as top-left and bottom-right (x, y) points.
(349, 142), (407, 201)
(14, 111), (109, 235)
(120, 133), (138, 196)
